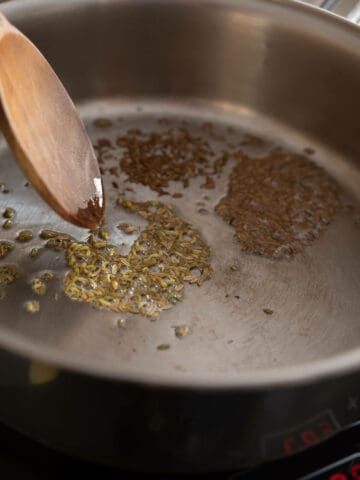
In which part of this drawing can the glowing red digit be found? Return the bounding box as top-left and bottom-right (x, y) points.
(329, 473), (347, 480)
(283, 437), (294, 454)
(351, 463), (360, 479)
(301, 430), (319, 446)
(319, 420), (334, 438)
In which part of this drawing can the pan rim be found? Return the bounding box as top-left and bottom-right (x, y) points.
(1, 0), (360, 389)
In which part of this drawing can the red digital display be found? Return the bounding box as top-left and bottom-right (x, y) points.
(263, 411), (340, 458)
(299, 454), (360, 480)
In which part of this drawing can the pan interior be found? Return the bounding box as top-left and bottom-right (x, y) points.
(1, 97), (360, 381)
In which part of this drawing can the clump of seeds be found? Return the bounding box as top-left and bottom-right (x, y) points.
(216, 151), (342, 259)
(42, 197), (211, 319)
(95, 127), (229, 195)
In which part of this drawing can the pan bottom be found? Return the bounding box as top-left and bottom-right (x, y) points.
(0, 97), (359, 383)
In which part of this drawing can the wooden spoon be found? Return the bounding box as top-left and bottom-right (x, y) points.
(0, 13), (104, 228)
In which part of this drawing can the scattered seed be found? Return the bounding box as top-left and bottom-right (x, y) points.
(117, 223), (137, 235)
(31, 278), (46, 296)
(41, 272), (54, 281)
(263, 308), (274, 315)
(230, 265), (238, 271)
(174, 325), (190, 338)
(157, 343), (170, 351)
(17, 230), (33, 242)
(40, 230), (71, 240)
(24, 299), (40, 313)
(172, 193), (183, 199)
(0, 265), (18, 285)
(2, 219), (12, 229)
(117, 318), (125, 328)
(0, 241), (13, 259)
(98, 227), (109, 241)
(3, 208), (15, 219)
(29, 247), (40, 258)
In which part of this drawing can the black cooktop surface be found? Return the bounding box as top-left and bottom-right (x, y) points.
(2, 421), (360, 479)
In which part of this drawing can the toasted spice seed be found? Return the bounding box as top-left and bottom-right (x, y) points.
(59, 197), (212, 319)
(93, 117), (112, 128)
(98, 227), (109, 241)
(17, 230), (33, 242)
(41, 272), (54, 281)
(172, 193), (183, 199)
(263, 308), (274, 315)
(174, 325), (190, 338)
(157, 343), (170, 351)
(0, 241), (13, 259)
(45, 237), (71, 251)
(117, 318), (125, 328)
(2, 219), (12, 229)
(0, 265), (18, 286)
(40, 230), (71, 240)
(31, 278), (46, 296)
(216, 151), (342, 259)
(24, 300), (40, 313)
(230, 265), (238, 271)
(117, 223), (137, 235)
(29, 248), (40, 258)
(3, 208), (15, 219)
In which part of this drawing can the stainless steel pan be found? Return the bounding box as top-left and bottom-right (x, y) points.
(1, 0), (360, 473)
